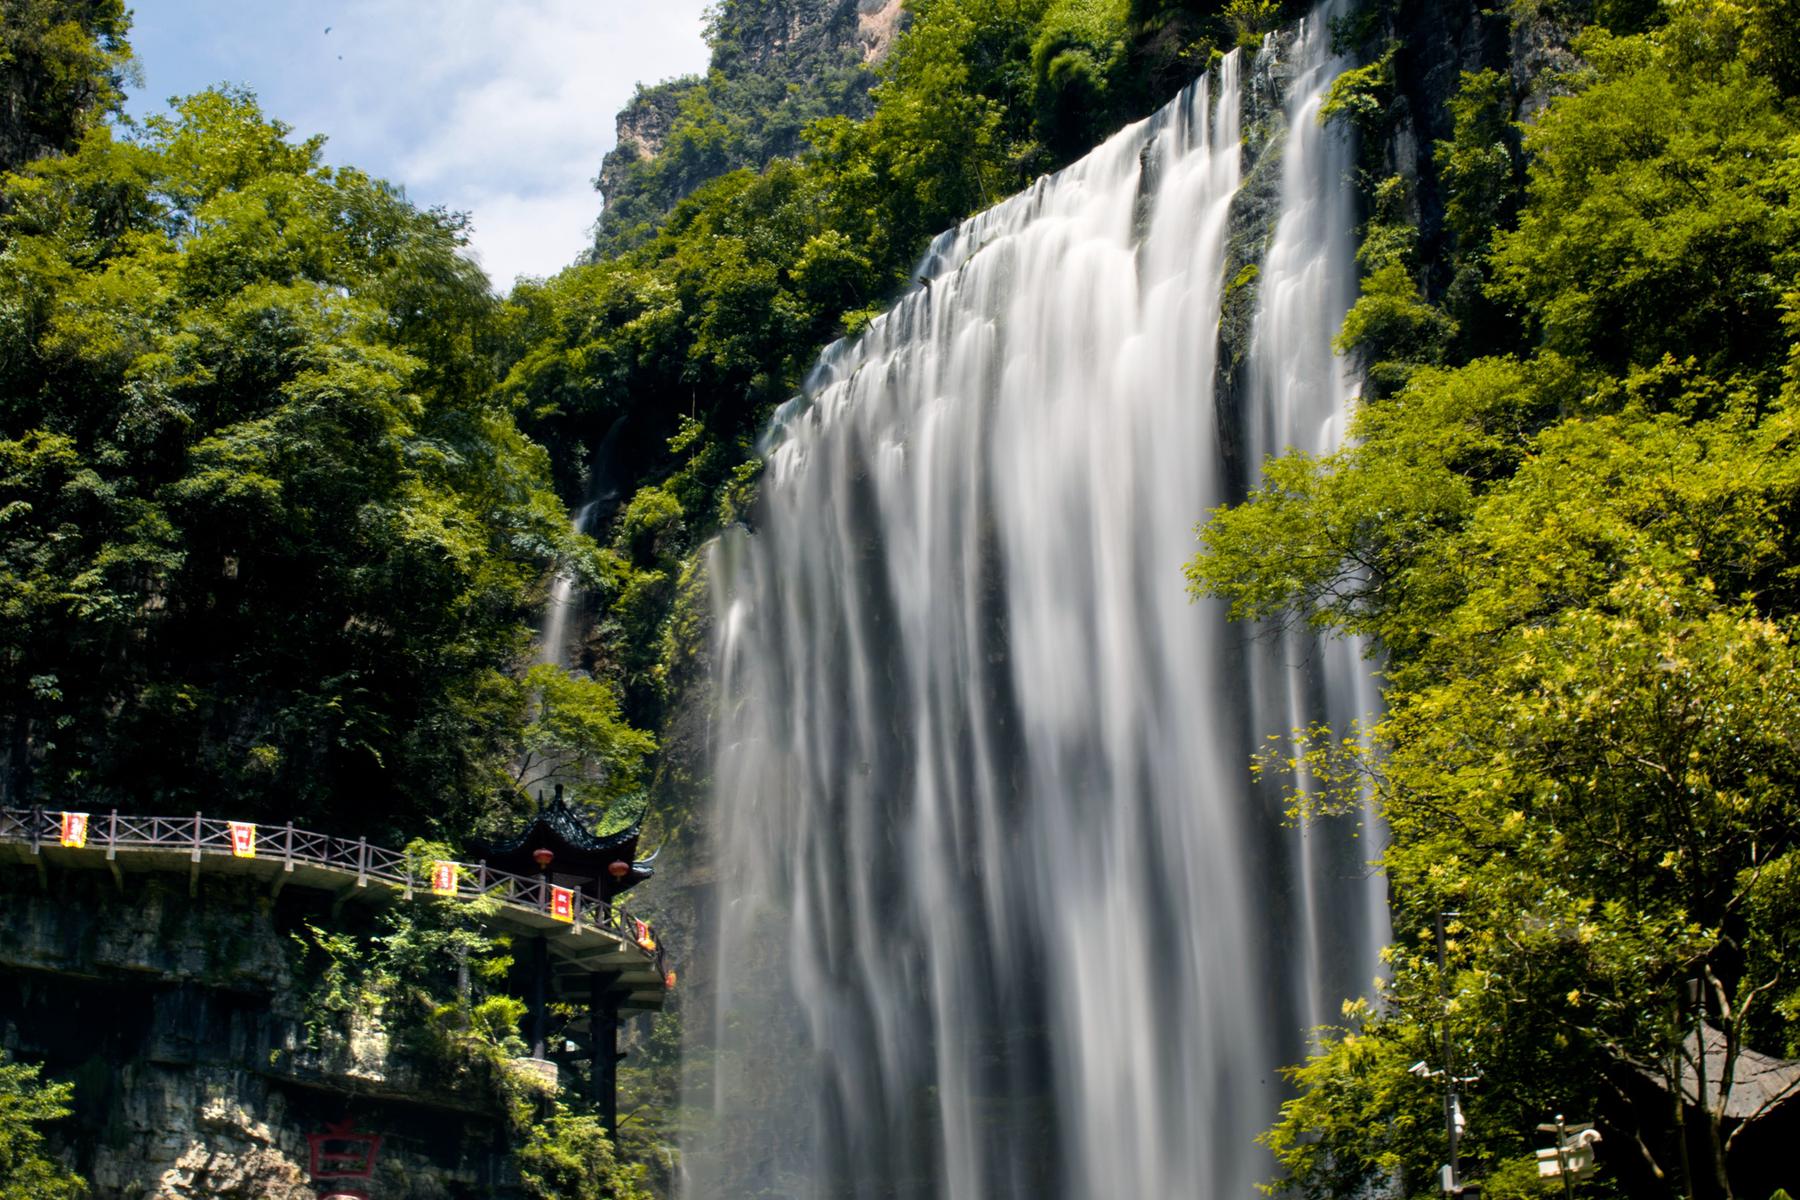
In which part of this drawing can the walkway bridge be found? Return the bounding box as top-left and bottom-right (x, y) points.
(0, 806), (669, 1015)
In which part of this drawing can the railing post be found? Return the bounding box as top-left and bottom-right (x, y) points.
(283, 821), (294, 873)
(107, 809), (117, 861)
(572, 886), (583, 935)
(30, 805), (41, 856)
(356, 837), (367, 887)
(191, 811), (202, 863)
(478, 859), (488, 893)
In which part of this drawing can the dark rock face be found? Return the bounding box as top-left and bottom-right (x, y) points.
(1213, 26), (1305, 502)
(0, 872), (508, 1199)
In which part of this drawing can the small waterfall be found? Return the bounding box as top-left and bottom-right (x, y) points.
(695, 8), (1382, 1196)
(539, 500), (600, 670)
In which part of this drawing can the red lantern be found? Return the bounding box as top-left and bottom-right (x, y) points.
(532, 848), (555, 871)
(608, 860), (631, 880)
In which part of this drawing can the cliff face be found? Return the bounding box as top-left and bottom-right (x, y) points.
(0, 872), (510, 1199)
(596, 85), (690, 204)
(591, 0), (907, 257)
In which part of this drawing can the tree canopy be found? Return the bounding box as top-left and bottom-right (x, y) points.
(0, 86), (655, 839)
(1190, 1), (1800, 1195)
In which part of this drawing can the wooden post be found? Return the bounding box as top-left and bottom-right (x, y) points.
(356, 837), (367, 887)
(283, 821), (295, 873)
(191, 811), (203, 862)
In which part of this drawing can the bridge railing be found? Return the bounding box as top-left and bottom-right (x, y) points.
(0, 806), (666, 977)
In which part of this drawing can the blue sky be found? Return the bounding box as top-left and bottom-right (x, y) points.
(125, 1), (715, 290)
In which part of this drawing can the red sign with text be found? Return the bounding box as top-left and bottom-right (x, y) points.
(229, 822), (256, 858)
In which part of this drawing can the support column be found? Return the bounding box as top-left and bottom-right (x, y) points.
(589, 971), (622, 1134)
(530, 935), (549, 1059)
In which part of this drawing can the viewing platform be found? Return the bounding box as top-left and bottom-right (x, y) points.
(0, 804), (669, 1015)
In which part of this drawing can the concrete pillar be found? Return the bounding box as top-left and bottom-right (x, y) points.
(589, 971), (622, 1134)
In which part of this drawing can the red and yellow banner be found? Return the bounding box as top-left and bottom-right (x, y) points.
(229, 822), (256, 858)
(633, 918), (656, 952)
(550, 886), (574, 923)
(430, 861), (459, 895)
(59, 812), (88, 849)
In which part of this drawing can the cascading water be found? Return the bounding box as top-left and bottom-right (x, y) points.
(695, 8), (1383, 1197)
(1238, 14), (1390, 1044)
(539, 499), (600, 669)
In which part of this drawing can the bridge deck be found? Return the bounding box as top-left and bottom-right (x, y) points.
(0, 807), (667, 1013)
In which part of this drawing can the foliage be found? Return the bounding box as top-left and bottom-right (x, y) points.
(0, 0), (132, 171)
(0, 1053), (83, 1200)
(590, 0), (883, 256)
(517, 1106), (654, 1200)
(0, 84), (654, 837)
(513, 663), (657, 809)
(282, 892), (653, 1196)
(1489, 26), (1798, 376)
(1194, 3), (1800, 1195)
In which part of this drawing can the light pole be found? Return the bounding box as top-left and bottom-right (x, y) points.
(1433, 911), (1482, 1195)
(1437, 912), (1461, 1194)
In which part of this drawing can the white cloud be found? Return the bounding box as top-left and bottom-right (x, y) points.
(126, 0), (715, 288)
(457, 185), (610, 288)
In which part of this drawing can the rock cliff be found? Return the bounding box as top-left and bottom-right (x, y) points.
(591, 0), (907, 256)
(0, 872), (512, 1199)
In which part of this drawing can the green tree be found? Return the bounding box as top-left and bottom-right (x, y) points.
(517, 1106), (653, 1200)
(0, 1053), (83, 1200)
(0, 89), (606, 837)
(0, 0), (132, 170)
(513, 664), (657, 811)
(1193, 4), (1800, 1195)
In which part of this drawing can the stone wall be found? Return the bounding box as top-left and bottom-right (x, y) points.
(0, 870), (512, 1200)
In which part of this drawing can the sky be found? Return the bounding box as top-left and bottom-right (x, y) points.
(124, 1), (716, 291)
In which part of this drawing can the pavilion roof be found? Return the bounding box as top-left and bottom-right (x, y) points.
(474, 790), (653, 896)
(1637, 1024), (1800, 1124)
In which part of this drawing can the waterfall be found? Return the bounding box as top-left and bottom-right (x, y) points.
(695, 9), (1383, 1197)
(538, 499), (600, 669)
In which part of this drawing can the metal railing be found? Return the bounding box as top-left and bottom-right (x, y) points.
(0, 806), (667, 980)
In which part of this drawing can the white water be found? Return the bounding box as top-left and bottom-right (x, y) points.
(696, 11), (1383, 1197)
(539, 500), (600, 669)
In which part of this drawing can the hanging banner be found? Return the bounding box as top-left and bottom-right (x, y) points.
(550, 886), (574, 922)
(633, 918), (656, 952)
(430, 861), (459, 895)
(229, 821), (257, 858)
(60, 812), (88, 849)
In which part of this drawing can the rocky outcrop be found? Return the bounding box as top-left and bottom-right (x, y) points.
(0, 872), (510, 1199)
(592, 0), (909, 256)
(855, 0), (906, 64)
(594, 80), (699, 217)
